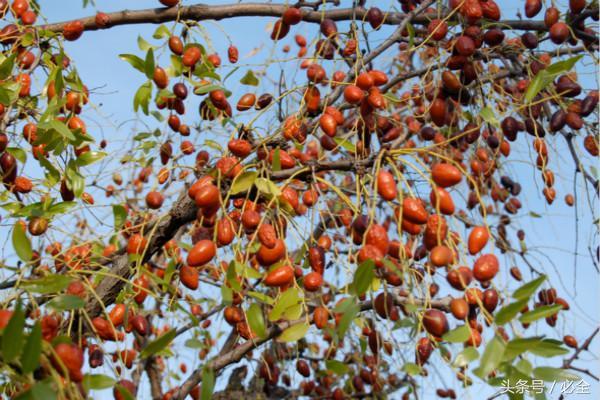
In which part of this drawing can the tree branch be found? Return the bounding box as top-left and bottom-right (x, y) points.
(82, 190), (197, 320)
(561, 132), (599, 194)
(145, 356), (164, 400)
(322, 0), (435, 108)
(39, 2), (584, 36)
(562, 327), (599, 370)
(172, 289), (451, 399)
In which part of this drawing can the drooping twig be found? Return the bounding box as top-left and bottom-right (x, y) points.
(561, 132), (599, 194)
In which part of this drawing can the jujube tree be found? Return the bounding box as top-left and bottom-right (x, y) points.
(0, 0), (598, 399)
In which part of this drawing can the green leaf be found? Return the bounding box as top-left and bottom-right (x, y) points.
(51, 66), (65, 95)
(184, 338), (203, 349)
(247, 291), (274, 305)
(140, 329), (176, 358)
(145, 48), (155, 80)
(524, 73), (549, 104)
(494, 298), (529, 325)
(545, 55), (583, 75)
(203, 139), (223, 152)
(10, 202), (42, 218)
(229, 171), (257, 194)
(47, 201), (76, 216)
(515, 358), (533, 376)
(12, 222), (32, 261)
(22, 275), (73, 294)
(134, 132), (152, 141)
(150, 111), (164, 121)
(156, 89), (174, 101)
(255, 178), (281, 197)
(170, 55), (182, 76)
(480, 106), (499, 126)
(269, 287), (301, 321)
(138, 35), (154, 52)
(38, 156), (60, 184)
(226, 261), (242, 292)
(528, 339), (570, 358)
(14, 381), (57, 400)
(282, 303), (303, 320)
(474, 335), (506, 380)
(524, 55), (583, 103)
(119, 54), (146, 74)
(221, 284), (233, 304)
(2, 201), (22, 214)
(76, 151), (106, 167)
(442, 324), (471, 343)
(0, 53), (15, 80)
(153, 25), (170, 40)
(352, 260), (374, 296)
(134, 81), (152, 115)
(113, 204), (127, 230)
(452, 347), (479, 368)
(20, 32), (34, 47)
(337, 299), (359, 338)
(240, 264), (262, 279)
(513, 275), (546, 300)
(247, 303), (267, 339)
(0, 87), (12, 105)
(533, 367), (580, 382)
(278, 322), (310, 342)
(519, 304), (562, 324)
(2, 302), (25, 362)
(82, 374), (116, 391)
(325, 360), (349, 375)
(406, 22), (415, 47)
(402, 362), (422, 376)
(6, 147), (26, 163)
(193, 83), (223, 95)
(20, 322), (42, 374)
(0, 81), (19, 105)
(240, 70), (259, 86)
(333, 137), (356, 152)
(333, 297), (356, 314)
(65, 165), (85, 197)
(201, 367), (215, 400)
(504, 337), (569, 361)
(271, 148), (281, 172)
(48, 295), (85, 311)
(115, 385), (135, 400)
(46, 119), (75, 141)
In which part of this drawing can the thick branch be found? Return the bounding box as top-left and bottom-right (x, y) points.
(83, 191), (197, 319)
(145, 356), (164, 400)
(271, 153), (376, 181)
(39, 2), (576, 35)
(82, 150), (385, 324)
(173, 289), (451, 399)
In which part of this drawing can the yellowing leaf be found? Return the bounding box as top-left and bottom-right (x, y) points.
(278, 322), (309, 342)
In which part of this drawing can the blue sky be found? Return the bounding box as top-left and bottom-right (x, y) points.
(5, 0), (598, 398)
